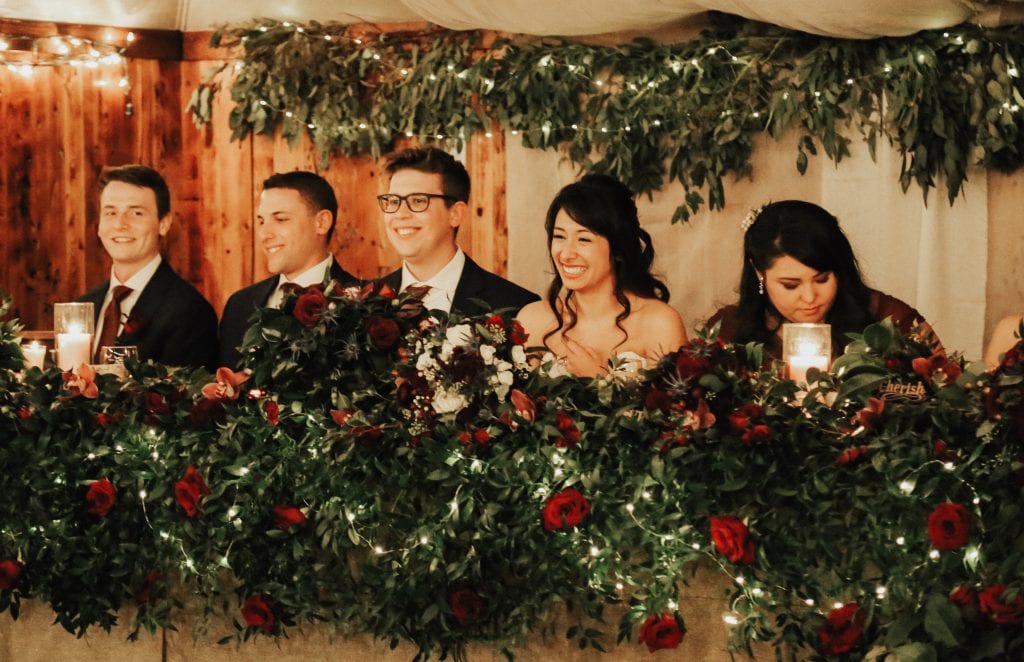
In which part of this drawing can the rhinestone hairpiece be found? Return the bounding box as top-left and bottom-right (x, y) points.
(740, 204), (766, 232)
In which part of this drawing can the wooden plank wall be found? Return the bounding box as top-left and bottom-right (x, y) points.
(0, 24), (507, 331)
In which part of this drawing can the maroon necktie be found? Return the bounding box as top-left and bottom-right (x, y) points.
(94, 285), (132, 362)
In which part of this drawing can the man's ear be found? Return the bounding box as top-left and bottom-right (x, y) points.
(157, 214), (173, 237)
(447, 201), (466, 230)
(315, 209), (334, 237)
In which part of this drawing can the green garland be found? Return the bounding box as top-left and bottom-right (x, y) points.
(187, 14), (1024, 221)
(2, 283), (1024, 659)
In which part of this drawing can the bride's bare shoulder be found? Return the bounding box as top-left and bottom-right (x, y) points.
(630, 297), (687, 349)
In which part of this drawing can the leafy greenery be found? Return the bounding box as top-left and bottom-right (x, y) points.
(187, 14), (1024, 221)
(2, 285), (1024, 659)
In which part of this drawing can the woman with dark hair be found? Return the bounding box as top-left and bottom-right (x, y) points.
(984, 314), (1023, 369)
(517, 174), (687, 377)
(706, 200), (940, 359)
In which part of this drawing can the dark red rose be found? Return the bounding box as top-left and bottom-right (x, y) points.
(96, 412), (111, 426)
(473, 428), (491, 445)
(554, 410), (581, 448)
(241, 594), (275, 633)
(272, 505), (306, 531)
(510, 320), (528, 345)
(659, 430), (689, 454)
(0, 560), (22, 590)
(449, 347), (486, 382)
(330, 409), (353, 426)
(484, 314), (506, 330)
(644, 387), (673, 413)
(122, 313), (145, 336)
(450, 587), (484, 625)
(638, 613), (685, 652)
(950, 585), (977, 609)
(190, 398), (226, 426)
(927, 503), (972, 551)
(175, 465), (210, 518)
(293, 288), (327, 327)
(675, 351), (712, 381)
(741, 424), (773, 445)
(263, 400), (280, 426)
(86, 477), (117, 517)
(819, 603), (865, 655)
(912, 353), (962, 385)
(978, 585), (1024, 625)
(710, 515), (755, 564)
(510, 389), (536, 423)
(367, 315), (401, 350)
(134, 570), (163, 603)
(836, 445), (870, 466)
(543, 488), (591, 531)
(457, 431), (472, 446)
(377, 283), (397, 300)
(145, 390), (171, 415)
(17, 405), (31, 420)
(855, 397), (885, 431)
(729, 403), (764, 433)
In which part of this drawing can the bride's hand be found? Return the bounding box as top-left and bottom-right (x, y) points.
(561, 337), (606, 377)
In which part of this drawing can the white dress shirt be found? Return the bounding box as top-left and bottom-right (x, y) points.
(266, 255), (335, 309)
(93, 254), (163, 353)
(400, 248), (466, 314)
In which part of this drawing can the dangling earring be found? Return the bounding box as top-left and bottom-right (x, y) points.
(757, 277), (765, 295)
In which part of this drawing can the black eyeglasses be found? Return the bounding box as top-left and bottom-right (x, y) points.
(376, 193), (456, 213)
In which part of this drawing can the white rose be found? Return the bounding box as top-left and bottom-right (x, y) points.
(445, 324), (474, 347)
(431, 389), (468, 415)
(511, 345), (528, 367)
(479, 344), (496, 365)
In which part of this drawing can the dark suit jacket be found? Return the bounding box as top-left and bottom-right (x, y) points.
(77, 260), (218, 370)
(382, 255), (539, 317)
(218, 261), (357, 369)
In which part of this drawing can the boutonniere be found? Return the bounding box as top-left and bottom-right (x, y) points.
(121, 313), (146, 337)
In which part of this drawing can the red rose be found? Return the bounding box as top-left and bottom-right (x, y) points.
(175, 465), (210, 518)
(912, 353), (962, 384)
(510, 320), (528, 345)
(450, 587), (484, 625)
(473, 428), (491, 445)
(728, 403), (764, 433)
(293, 288), (327, 327)
(17, 405), (31, 420)
(86, 477), (117, 517)
(144, 390), (171, 415)
(241, 594), (275, 633)
(741, 424), (773, 445)
(949, 585), (977, 609)
(330, 409), (353, 426)
(543, 488), (591, 531)
(457, 431), (472, 446)
(190, 398), (226, 426)
(0, 560), (22, 590)
(263, 400), (280, 426)
(675, 351), (712, 380)
(272, 505), (306, 531)
(855, 397), (885, 431)
(819, 603), (866, 655)
(709, 515), (755, 564)
(927, 503), (972, 551)
(644, 387), (673, 413)
(554, 410), (581, 448)
(510, 389), (536, 423)
(978, 585), (1024, 625)
(638, 613), (685, 652)
(367, 315), (401, 350)
(484, 314), (506, 330)
(836, 445), (870, 466)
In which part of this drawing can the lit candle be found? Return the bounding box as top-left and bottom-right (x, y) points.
(782, 323), (831, 384)
(22, 341), (46, 370)
(56, 324), (92, 371)
(788, 343), (830, 383)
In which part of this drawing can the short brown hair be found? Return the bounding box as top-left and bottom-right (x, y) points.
(383, 147), (470, 204)
(99, 164), (171, 218)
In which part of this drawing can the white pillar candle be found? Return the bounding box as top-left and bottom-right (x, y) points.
(57, 329), (92, 371)
(787, 352), (830, 383)
(22, 341), (46, 370)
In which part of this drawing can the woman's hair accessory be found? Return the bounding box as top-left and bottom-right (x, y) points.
(740, 204), (766, 232)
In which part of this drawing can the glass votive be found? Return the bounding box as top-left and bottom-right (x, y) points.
(22, 341), (46, 370)
(54, 302), (95, 371)
(101, 345), (139, 365)
(782, 323), (831, 383)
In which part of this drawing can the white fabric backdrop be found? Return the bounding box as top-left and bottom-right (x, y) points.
(506, 130), (1011, 359)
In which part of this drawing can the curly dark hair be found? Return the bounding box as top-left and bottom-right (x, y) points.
(542, 174), (669, 351)
(736, 200), (872, 351)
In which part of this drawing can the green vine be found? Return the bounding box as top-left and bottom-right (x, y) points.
(188, 14), (1024, 222)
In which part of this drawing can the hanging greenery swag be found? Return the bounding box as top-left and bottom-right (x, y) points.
(187, 14), (1024, 221)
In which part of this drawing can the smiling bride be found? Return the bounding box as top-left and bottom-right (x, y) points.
(516, 174), (687, 378)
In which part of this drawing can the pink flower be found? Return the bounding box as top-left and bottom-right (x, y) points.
(63, 364), (99, 399)
(201, 367), (250, 401)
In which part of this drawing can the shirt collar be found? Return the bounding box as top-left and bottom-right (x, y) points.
(400, 248), (465, 313)
(111, 254), (162, 290)
(280, 255), (334, 289)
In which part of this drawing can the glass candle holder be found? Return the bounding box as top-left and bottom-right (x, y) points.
(54, 302), (95, 371)
(22, 341), (47, 370)
(782, 323), (831, 383)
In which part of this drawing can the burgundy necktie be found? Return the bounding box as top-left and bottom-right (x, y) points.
(94, 285), (132, 362)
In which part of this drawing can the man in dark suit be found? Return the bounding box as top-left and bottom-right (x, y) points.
(377, 147), (538, 316)
(78, 165), (218, 370)
(219, 171), (357, 368)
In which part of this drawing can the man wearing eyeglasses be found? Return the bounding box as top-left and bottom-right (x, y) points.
(378, 147), (538, 316)
(218, 171), (358, 368)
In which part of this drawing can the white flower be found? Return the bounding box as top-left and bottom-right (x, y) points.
(431, 389), (468, 416)
(445, 324), (474, 347)
(416, 352), (437, 372)
(511, 345), (528, 368)
(342, 286), (362, 299)
(479, 344), (497, 365)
